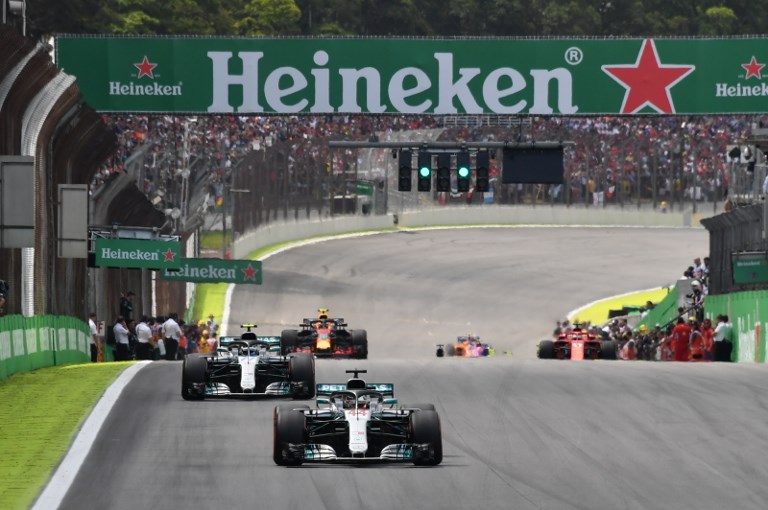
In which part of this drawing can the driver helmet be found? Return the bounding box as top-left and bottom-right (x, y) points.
(318, 308), (329, 319)
(343, 393), (356, 408)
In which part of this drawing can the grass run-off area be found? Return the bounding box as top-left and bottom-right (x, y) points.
(568, 287), (672, 325)
(0, 362), (131, 510)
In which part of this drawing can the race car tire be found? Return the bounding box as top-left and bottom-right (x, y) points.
(288, 353), (316, 399)
(403, 403), (436, 411)
(445, 344), (455, 356)
(601, 340), (618, 360)
(181, 354), (207, 401)
(351, 329), (368, 359)
(410, 410), (443, 466)
(280, 329), (299, 355)
(436, 346), (444, 357)
(273, 408), (307, 466)
(538, 340), (555, 359)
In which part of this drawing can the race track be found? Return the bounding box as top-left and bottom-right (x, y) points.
(56, 227), (768, 510)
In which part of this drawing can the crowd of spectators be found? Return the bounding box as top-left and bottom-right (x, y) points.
(92, 112), (768, 215)
(551, 253), (727, 362)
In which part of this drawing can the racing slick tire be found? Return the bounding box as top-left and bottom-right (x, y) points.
(445, 344), (455, 356)
(600, 340), (618, 360)
(410, 410), (443, 466)
(538, 340), (555, 359)
(436, 346), (444, 357)
(181, 354), (207, 401)
(280, 329), (299, 355)
(273, 407), (307, 466)
(288, 353), (316, 399)
(351, 329), (368, 359)
(403, 403), (436, 411)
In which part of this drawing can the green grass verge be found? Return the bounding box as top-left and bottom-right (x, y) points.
(199, 230), (231, 251)
(568, 288), (672, 325)
(0, 362), (130, 510)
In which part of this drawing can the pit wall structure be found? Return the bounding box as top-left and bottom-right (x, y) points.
(0, 315), (89, 381)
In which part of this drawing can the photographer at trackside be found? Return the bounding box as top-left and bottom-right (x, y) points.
(162, 312), (182, 361)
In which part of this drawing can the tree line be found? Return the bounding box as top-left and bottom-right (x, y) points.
(23, 0), (768, 39)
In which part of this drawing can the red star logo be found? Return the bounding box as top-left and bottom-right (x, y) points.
(241, 263), (258, 281)
(163, 248), (176, 262)
(134, 56), (157, 79)
(602, 39), (695, 114)
(742, 56), (765, 80)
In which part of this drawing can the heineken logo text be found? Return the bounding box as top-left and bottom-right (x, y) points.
(174, 264), (237, 279)
(110, 81), (183, 96)
(101, 248), (159, 260)
(207, 51), (578, 115)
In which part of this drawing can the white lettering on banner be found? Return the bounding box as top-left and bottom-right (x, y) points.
(207, 51), (264, 113)
(483, 68), (527, 113)
(13, 330), (24, 356)
(715, 82), (768, 97)
(25, 328), (37, 354)
(338, 68), (386, 113)
(530, 68), (578, 114)
(0, 331), (11, 360)
(109, 82), (183, 96)
(206, 51), (577, 114)
(40, 328), (50, 351)
(434, 53), (482, 114)
(389, 67), (432, 113)
(182, 266), (234, 279)
(310, 51), (332, 113)
(101, 248), (160, 261)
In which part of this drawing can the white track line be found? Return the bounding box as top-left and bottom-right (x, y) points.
(31, 361), (152, 510)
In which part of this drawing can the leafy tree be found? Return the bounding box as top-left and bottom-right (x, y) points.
(233, 0), (302, 35)
(698, 6), (737, 35)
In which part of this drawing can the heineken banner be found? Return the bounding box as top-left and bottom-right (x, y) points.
(161, 258), (262, 284)
(56, 36), (768, 115)
(95, 238), (182, 269)
(732, 252), (768, 284)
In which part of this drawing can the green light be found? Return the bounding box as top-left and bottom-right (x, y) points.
(419, 166), (431, 177)
(458, 166), (470, 178)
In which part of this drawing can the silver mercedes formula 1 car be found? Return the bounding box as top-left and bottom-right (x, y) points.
(181, 325), (315, 400)
(273, 369), (442, 466)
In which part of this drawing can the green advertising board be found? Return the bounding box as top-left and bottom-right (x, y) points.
(56, 36), (768, 115)
(161, 258), (262, 284)
(732, 252), (768, 284)
(94, 238), (182, 269)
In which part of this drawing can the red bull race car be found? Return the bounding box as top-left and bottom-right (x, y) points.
(436, 334), (494, 357)
(280, 309), (368, 359)
(537, 325), (617, 360)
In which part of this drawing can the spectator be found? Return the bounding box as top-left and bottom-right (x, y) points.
(88, 312), (100, 362)
(0, 278), (7, 316)
(714, 314), (733, 362)
(135, 315), (153, 360)
(113, 316), (131, 361)
(670, 317), (692, 362)
(206, 314), (219, 337)
(162, 312), (182, 360)
(119, 291), (135, 322)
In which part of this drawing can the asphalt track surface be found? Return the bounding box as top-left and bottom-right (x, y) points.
(57, 227), (768, 510)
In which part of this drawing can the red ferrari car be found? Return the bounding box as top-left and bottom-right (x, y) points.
(538, 325), (617, 360)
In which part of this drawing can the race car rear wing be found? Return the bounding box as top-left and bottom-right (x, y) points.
(316, 383), (395, 397)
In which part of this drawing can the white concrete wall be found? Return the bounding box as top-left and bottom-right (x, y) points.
(234, 205), (713, 258)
